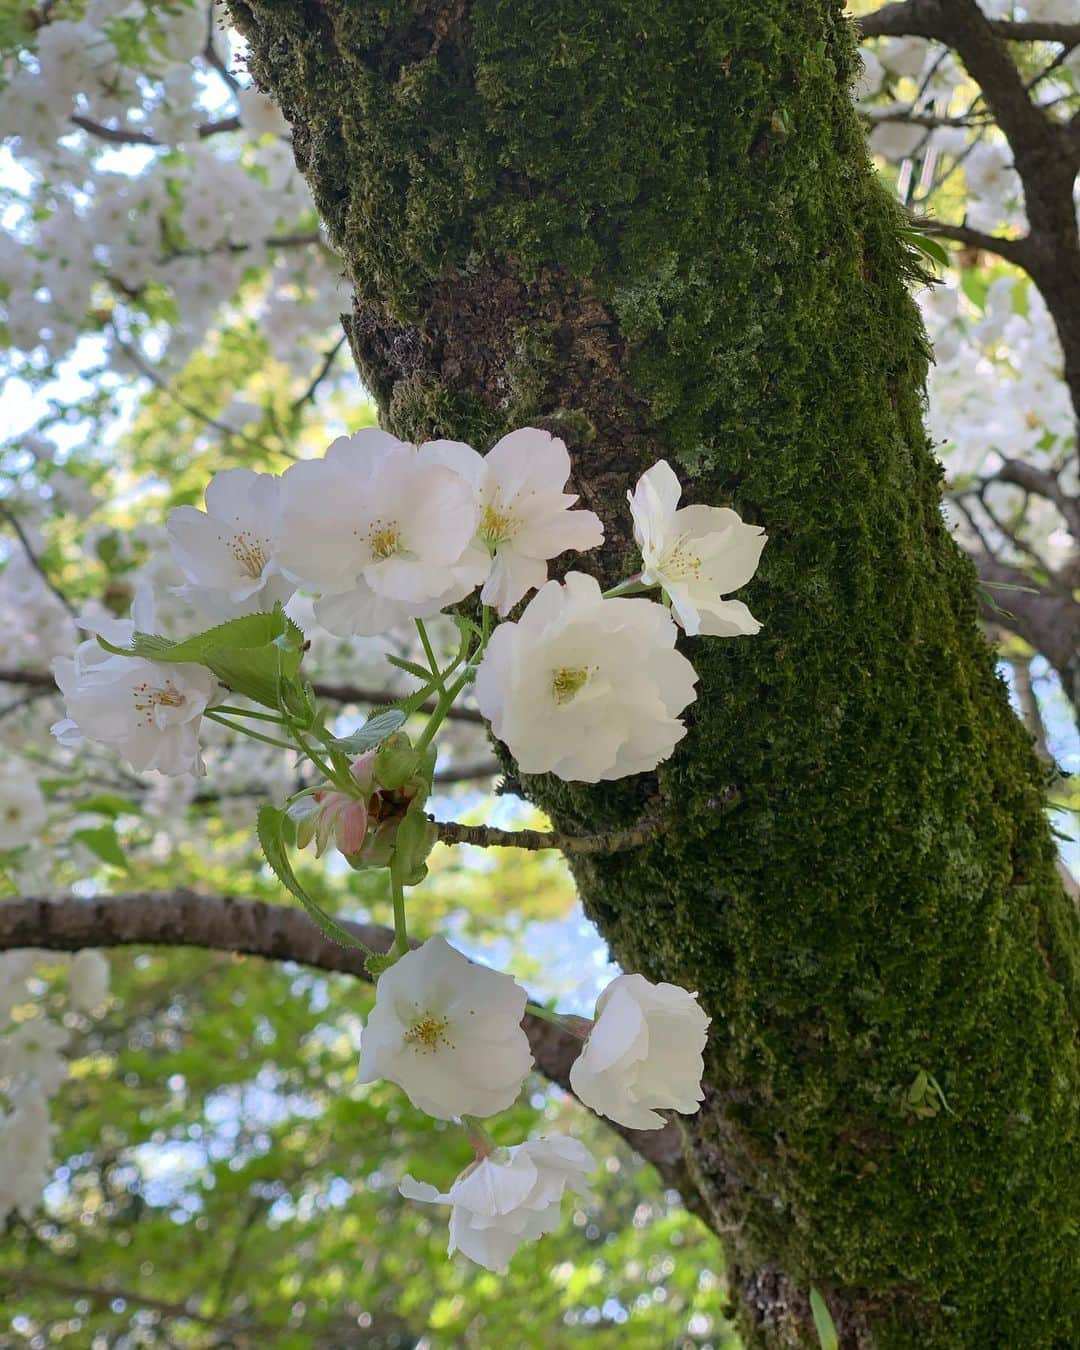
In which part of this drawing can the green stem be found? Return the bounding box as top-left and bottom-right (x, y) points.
(602, 577), (656, 598)
(415, 671), (471, 751)
(278, 705), (351, 791)
(525, 1002), (591, 1038)
(205, 711), (295, 751)
(294, 731), (345, 789)
(213, 705), (289, 724)
(415, 618), (445, 694)
(389, 854), (408, 956)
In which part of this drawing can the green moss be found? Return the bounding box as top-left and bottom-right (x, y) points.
(228, 1), (1080, 1344)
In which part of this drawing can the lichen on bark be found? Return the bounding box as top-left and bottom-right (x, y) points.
(226, 1), (1080, 1344)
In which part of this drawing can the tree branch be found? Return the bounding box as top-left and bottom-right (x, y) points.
(0, 891), (687, 1180)
(434, 814), (665, 854)
(857, 3), (1080, 46)
(983, 459), (1080, 537)
(913, 217), (1030, 265)
(973, 553), (1080, 714)
(289, 334), (346, 412)
(69, 112), (242, 146)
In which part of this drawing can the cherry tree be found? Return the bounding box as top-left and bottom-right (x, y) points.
(1, 2), (1078, 1346)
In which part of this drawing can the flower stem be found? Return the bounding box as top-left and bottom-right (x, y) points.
(602, 576), (655, 598)
(205, 710), (295, 750)
(415, 670), (471, 752)
(460, 1115), (495, 1158)
(526, 1003), (592, 1039)
(415, 618), (445, 694)
(389, 853), (408, 956)
(213, 704), (289, 724)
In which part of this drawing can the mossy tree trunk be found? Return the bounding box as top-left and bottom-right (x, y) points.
(225, 2), (1080, 1344)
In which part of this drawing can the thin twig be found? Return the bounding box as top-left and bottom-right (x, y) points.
(434, 813), (665, 855)
(0, 506), (76, 617)
(290, 335), (346, 413)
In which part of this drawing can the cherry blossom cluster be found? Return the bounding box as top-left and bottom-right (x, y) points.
(44, 425), (767, 1269)
(0, 948), (110, 1225)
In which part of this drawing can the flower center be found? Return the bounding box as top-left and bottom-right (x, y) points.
(404, 1012), (452, 1052)
(661, 533), (702, 580)
(368, 519), (402, 560)
(551, 666), (591, 706)
(228, 530), (268, 579)
(478, 503), (517, 551)
(132, 680), (186, 721)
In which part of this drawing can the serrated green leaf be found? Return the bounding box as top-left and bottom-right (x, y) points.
(385, 654), (437, 683)
(72, 824), (127, 870)
(256, 803), (371, 952)
(99, 607), (305, 709)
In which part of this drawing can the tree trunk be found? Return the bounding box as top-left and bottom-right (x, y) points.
(224, 2), (1080, 1344)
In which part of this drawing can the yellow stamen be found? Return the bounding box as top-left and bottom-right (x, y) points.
(368, 520), (402, 560)
(662, 533), (702, 580)
(228, 530), (268, 578)
(479, 503), (516, 551)
(552, 666), (590, 706)
(404, 1013), (451, 1051)
(132, 681), (187, 722)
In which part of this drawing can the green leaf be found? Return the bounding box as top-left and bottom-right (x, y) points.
(99, 607), (305, 709)
(810, 1287), (838, 1350)
(330, 709), (407, 757)
(72, 825), (127, 870)
(256, 803), (372, 952)
(385, 654), (437, 683)
(899, 226), (950, 270)
(81, 794), (142, 819)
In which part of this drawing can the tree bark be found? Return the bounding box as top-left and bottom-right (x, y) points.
(224, 2), (1080, 1345)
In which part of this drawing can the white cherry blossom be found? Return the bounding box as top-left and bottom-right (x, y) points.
(474, 572), (697, 782)
(0, 762), (47, 850)
(0, 1087), (55, 1223)
(400, 1135), (595, 1272)
(69, 951), (110, 1012)
(569, 973), (710, 1130)
(167, 469), (295, 619)
(52, 602), (221, 776)
(275, 430), (489, 636)
(0, 1017), (69, 1095)
(0, 953), (35, 1030)
(235, 84), (288, 138)
(628, 459), (766, 637)
(428, 428), (604, 615)
(357, 935), (531, 1120)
